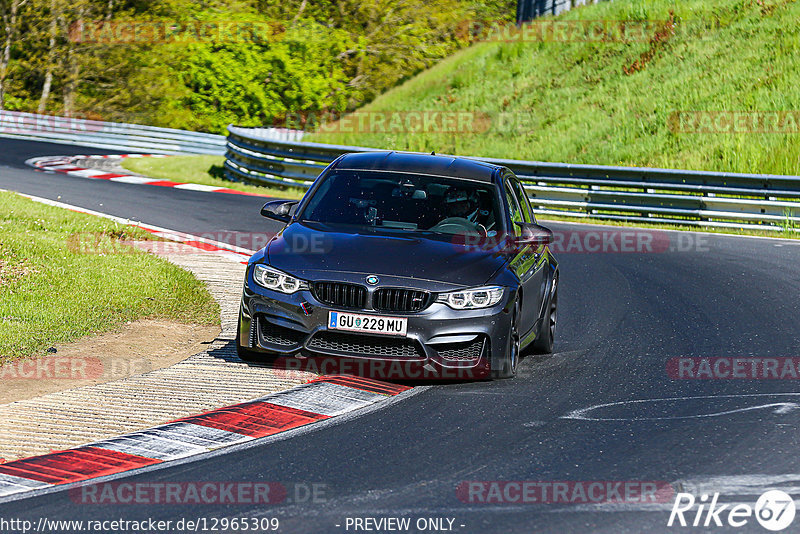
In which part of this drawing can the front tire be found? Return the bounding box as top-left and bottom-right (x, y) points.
(492, 302), (520, 379)
(531, 275), (558, 354)
(235, 318), (263, 362)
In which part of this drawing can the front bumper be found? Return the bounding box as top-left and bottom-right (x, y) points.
(239, 273), (515, 380)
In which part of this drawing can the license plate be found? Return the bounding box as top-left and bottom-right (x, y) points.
(328, 311), (407, 336)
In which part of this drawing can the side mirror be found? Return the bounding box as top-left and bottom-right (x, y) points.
(515, 222), (553, 246)
(260, 200), (299, 223)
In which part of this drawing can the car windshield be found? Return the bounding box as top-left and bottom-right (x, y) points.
(299, 170), (505, 236)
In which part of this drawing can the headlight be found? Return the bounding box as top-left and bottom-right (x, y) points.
(252, 264), (309, 294)
(436, 286), (504, 309)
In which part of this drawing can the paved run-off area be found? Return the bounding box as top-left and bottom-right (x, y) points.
(0, 247), (317, 462)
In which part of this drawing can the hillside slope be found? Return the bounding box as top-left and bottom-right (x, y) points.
(311, 0), (800, 175)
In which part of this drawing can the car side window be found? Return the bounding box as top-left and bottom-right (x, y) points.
(504, 179), (524, 235)
(510, 178), (535, 223)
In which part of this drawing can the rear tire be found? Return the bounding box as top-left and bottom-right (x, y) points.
(531, 275), (558, 354)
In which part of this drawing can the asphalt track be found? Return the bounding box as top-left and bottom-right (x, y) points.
(2, 138), (800, 533)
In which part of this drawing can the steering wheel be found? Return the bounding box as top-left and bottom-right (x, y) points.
(430, 217), (487, 237)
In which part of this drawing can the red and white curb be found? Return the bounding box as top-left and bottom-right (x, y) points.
(25, 154), (271, 198)
(0, 376), (411, 500)
(0, 191), (404, 502)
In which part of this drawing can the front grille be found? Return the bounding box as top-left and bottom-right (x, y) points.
(308, 331), (424, 358)
(373, 288), (431, 312)
(435, 338), (484, 362)
(258, 318), (306, 347)
(313, 282), (367, 309)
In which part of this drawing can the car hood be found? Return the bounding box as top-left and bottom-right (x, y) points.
(266, 222), (508, 291)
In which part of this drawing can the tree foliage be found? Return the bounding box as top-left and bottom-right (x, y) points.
(1, 0), (514, 132)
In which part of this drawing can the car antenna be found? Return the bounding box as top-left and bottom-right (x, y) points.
(430, 151), (435, 155)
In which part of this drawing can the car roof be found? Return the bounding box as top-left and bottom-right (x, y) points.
(333, 151), (502, 183)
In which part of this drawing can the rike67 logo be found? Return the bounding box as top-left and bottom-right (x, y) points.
(668, 490), (796, 531)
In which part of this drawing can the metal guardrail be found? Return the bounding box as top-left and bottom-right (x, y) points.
(224, 125), (379, 188)
(0, 111), (299, 155)
(0, 110), (227, 154)
(517, 0), (572, 23)
(226, 125), (800, 231)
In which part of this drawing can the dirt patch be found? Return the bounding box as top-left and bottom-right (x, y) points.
(0, 320), (220, 405)
(623, 11), (676, 75)
(0, 250), (37, 286)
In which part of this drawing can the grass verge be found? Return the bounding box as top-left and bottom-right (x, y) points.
(309, 0), (800, 176)
(120, 155), (306, 199)
(0, 191), (220, 365)
(302, 0), (800, 241)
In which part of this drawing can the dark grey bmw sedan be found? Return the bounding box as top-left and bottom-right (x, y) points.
(237, 151), (558, 380)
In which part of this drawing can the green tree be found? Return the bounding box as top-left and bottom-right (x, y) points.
(3, 0), (516, 129)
